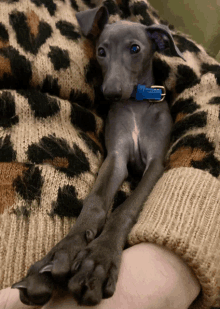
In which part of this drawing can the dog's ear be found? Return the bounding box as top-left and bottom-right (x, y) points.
(146, 24), (186, 61)
(75, 6), (109, 38)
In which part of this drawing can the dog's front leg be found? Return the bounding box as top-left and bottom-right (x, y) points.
(67, 157), (165, 306)
(78, 150), (129, 238)
(73, 102), (131, 241)
(12, 148), (129, 306)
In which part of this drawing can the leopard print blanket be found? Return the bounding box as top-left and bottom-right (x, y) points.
(0, 0), (219, 308)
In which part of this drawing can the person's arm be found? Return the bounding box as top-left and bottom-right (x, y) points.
(127, 70), (220, 308)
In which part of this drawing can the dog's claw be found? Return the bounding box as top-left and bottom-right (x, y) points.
(71, 260), (81, 274)
(11, 280), (27, 290)
(85, 229), (94, 243)
(39, 263), (53, 274)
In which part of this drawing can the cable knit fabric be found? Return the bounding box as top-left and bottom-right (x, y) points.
(0, 0), (219, 308)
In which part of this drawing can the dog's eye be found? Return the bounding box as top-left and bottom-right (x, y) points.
(130, 44), (140, 54)
(98, 48), (106, 57)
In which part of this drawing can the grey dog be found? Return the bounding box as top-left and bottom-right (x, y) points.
(12, 5), (185, 306)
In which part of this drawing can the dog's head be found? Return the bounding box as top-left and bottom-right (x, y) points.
(76, 6), (185, 101)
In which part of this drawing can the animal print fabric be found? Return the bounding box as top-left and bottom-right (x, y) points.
(0, 0), (219, 308)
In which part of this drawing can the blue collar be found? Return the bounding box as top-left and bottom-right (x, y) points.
(130, 84), (166, 102)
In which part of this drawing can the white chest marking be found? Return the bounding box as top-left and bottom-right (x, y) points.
(131, 110), (139, 152)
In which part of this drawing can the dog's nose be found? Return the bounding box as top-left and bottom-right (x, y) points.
(102, 86), (122, 102)
(104, 93), (122, 101)
(101, 84), (122, 102)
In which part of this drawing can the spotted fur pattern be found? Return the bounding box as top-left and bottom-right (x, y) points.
(0, 0), (220, 301)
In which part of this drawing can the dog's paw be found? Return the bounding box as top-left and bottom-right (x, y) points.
(11, 228), (95, 306)
(68, 237), (122, 306)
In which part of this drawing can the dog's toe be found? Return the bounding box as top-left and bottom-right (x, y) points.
(68, 256), (96, 298)
(12, 230), (90, 306)
(103, 266), (118, 298)
(17, 273), (54, 306)
(67, 237), (121, 305)
(50, 250), (71, 284)
(68, 270), (103, 306)
(80, 265), (105, 305)
(80, 283), (103, 306)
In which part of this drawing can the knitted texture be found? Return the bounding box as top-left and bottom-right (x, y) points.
(0, 0), (219, 308)
(128, 168), (220, 309)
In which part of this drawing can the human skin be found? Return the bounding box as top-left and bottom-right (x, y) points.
(2, 243), (200, 309)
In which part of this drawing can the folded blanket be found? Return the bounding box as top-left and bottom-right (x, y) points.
(0, 0), (219, 308)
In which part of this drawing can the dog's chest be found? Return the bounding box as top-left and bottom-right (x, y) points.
(107, 101), (161, 174)
(125, 103), (152, 173)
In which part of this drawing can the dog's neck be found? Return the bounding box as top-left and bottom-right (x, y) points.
(130, 63), (166, 102)
(138, 63), (155, 88)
